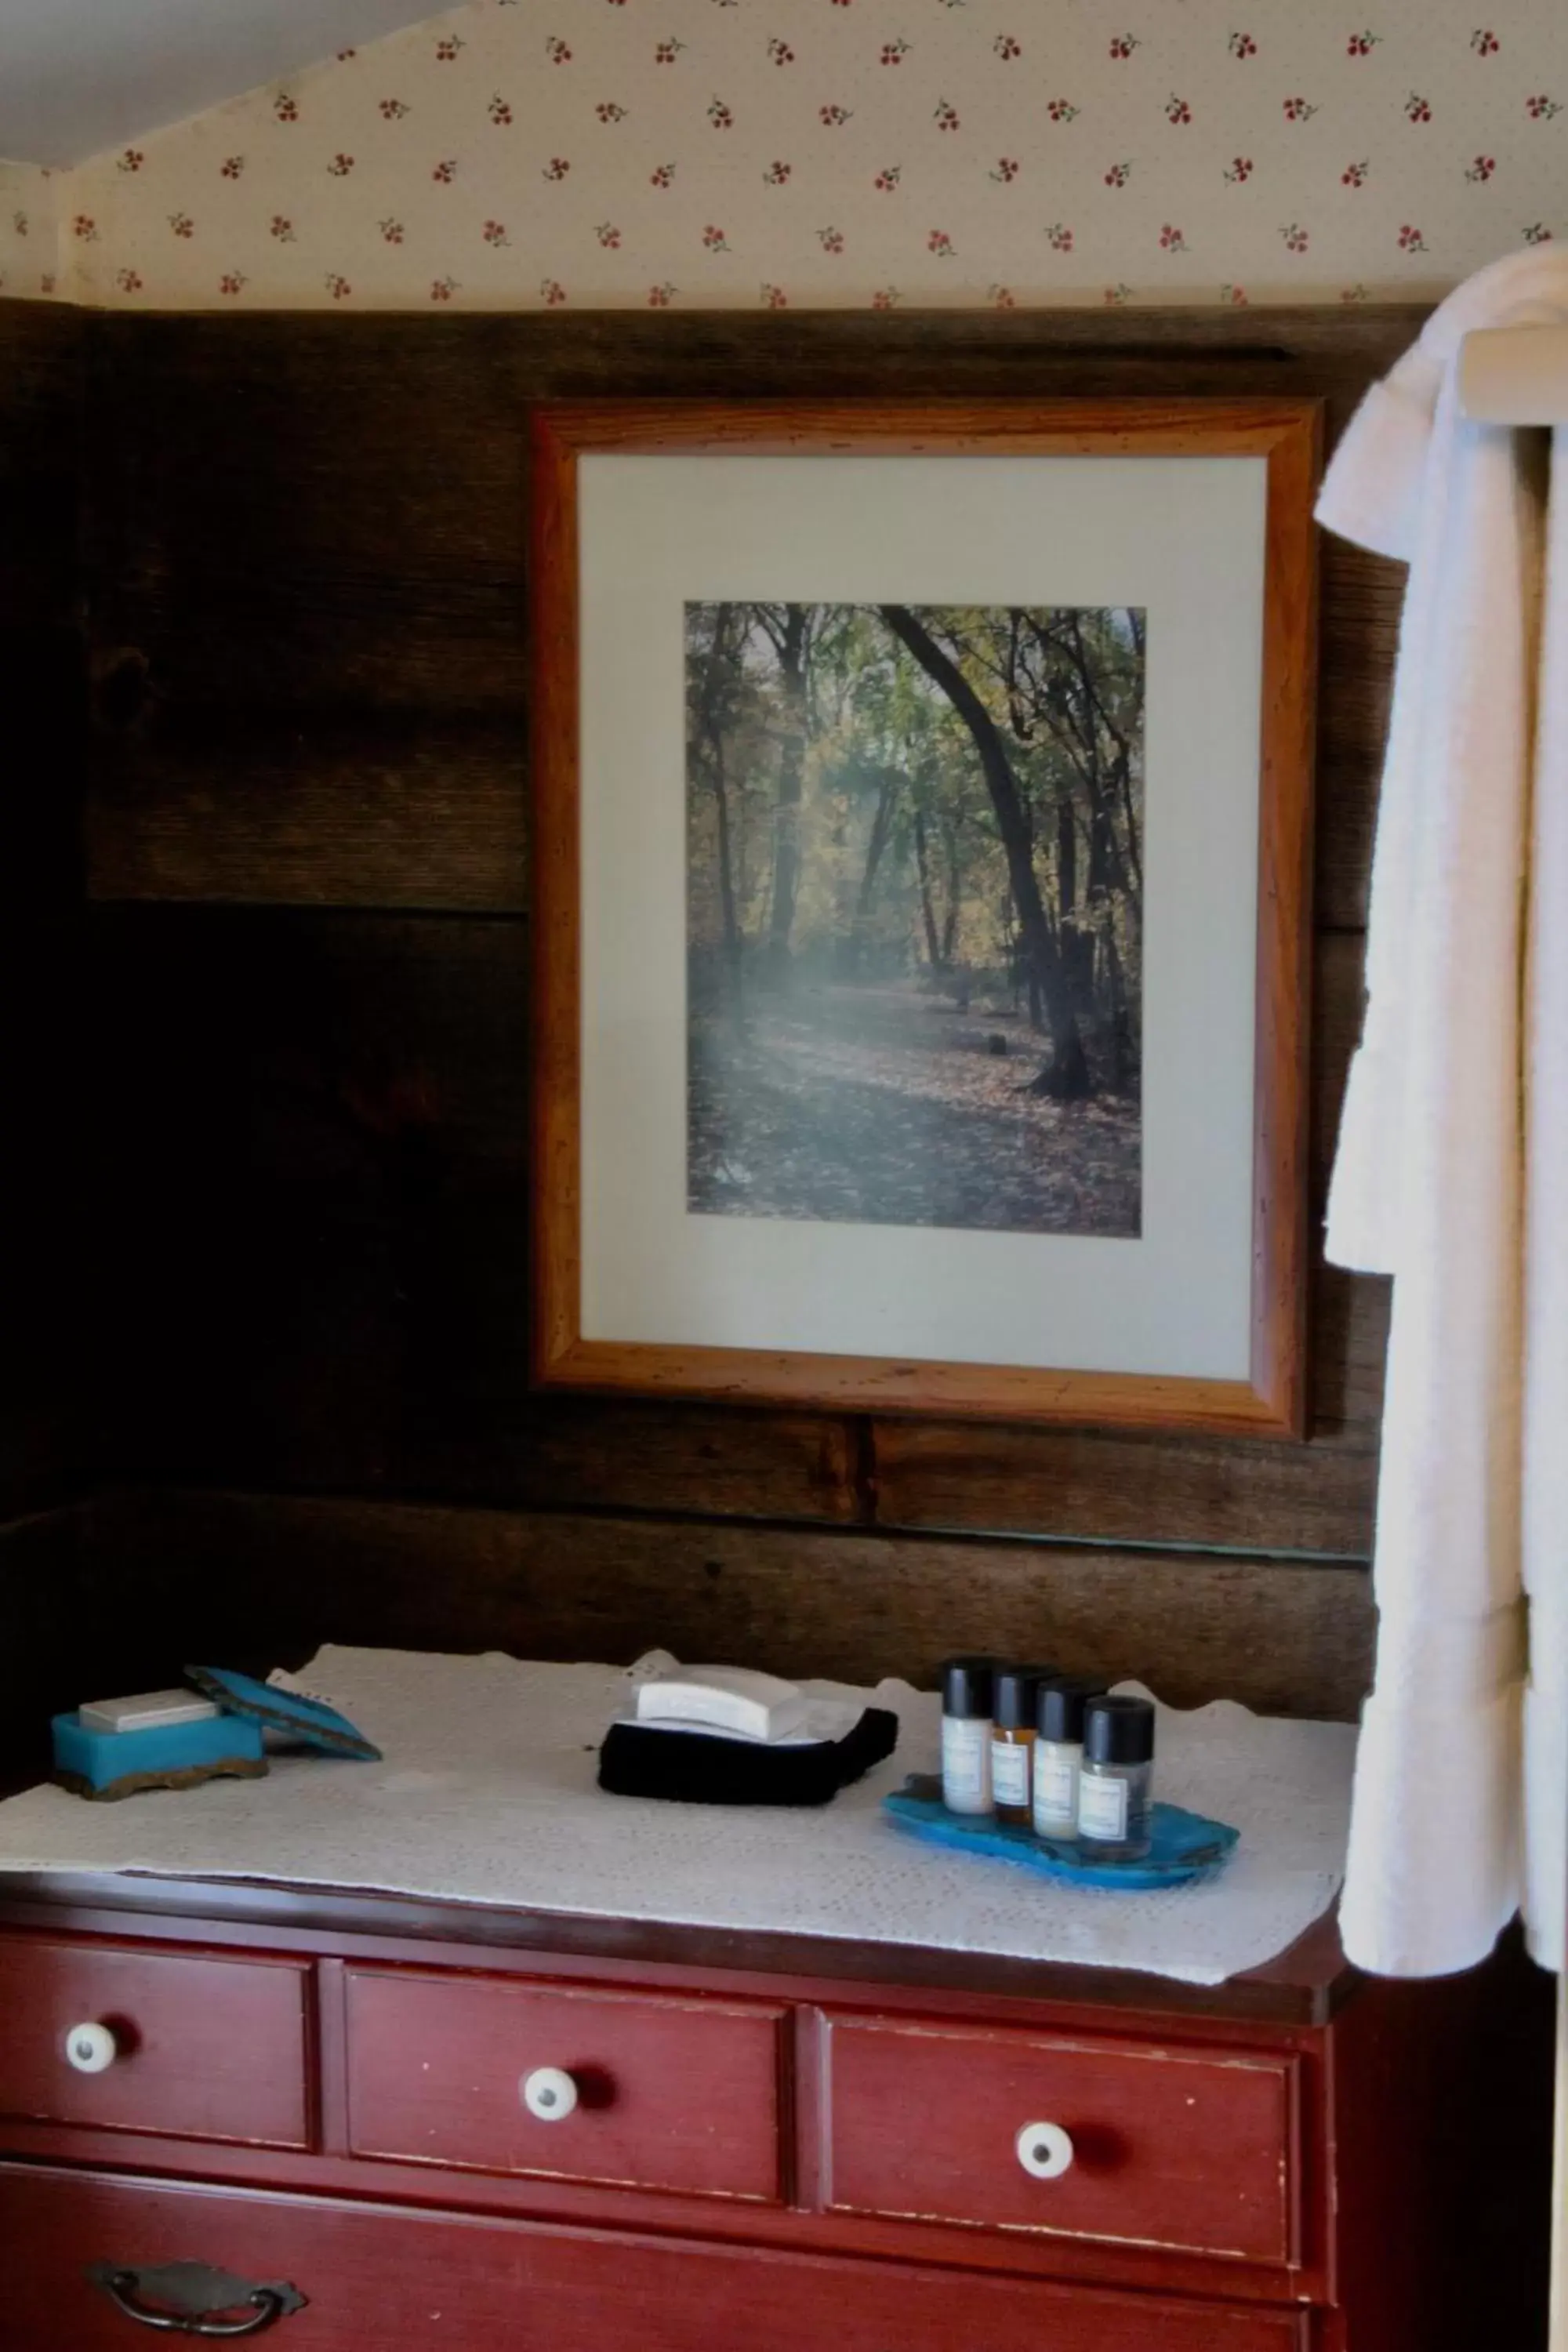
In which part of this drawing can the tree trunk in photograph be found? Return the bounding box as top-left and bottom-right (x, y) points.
(879, 604), (1091, 1100)
(764, 606), (809, 985)
(912, 808), (945, 976)
(850, 770), (900, 974)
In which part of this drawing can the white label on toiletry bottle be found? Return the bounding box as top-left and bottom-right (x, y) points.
(942, 1715), (992, 1813)
(1033, 1747), (1078, 1835)
(991, 1740), (1029, 1809)
(1077, 1771), (1130, 1842)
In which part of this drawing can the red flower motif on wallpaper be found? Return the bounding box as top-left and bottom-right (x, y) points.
(1404, 93), (1433, 124)
(1471, 28), (1500, 56)
(708, 98), (735, 127)
(1047, 100), (1079, 123)
(1158, 222), (1187, 250)
(1283, 96), (1319, 122)
(541, 278), (567, 305)
(1523, 222), (1554, 244)
(871, 287), (900, 309)
(1346, 31), (1380, 56)
(880, 42), (910, 66)
(648, 281), (677, 306)
(767, 39), (794, 66)
(1464, 154), (1495, 180)
(1281, 221), (1310, 251)
(703, 223), (730, 250)
(325, 273), (352, 299)
(1104, 161), (1131, 187)
(546, 39), (572, 65)
(1164, 94), (1192, 125)
(655, 41), (683, 64)
(1221, 282), (1248, 304)
(1109, 36), (1138, 61)
(270, 215), (295, 241)
(817, 226), (845, 252)
(989, 285), (1015, 307)
(874, 165), (902, 191)
(220, 154), (245, 177)
(763, 160), (792, 183)
(1526, 94), (1562, 119)
(990, 157), (1019, 182)
(1397, 223), (1427, 250)
(1046, 222), (1074, 252)
(596, 102), (628, 123)
(220, 271), (246, 296)
(819, 105), (852, 125)
(760, 281), (787, 308)
(935, 100), (960, 132)
(1224, 156), (1253, 182)
(596, 222), (622, 246)
(482, 220), (510, 245)
(435, 37), (464, 62)
(118, 149), (144, 173)
(169, 211), (194, 238)
(927, 228), (955, 256)
(542, 157), (570, 180)
(380, 218), (405, 243)
(273, 94), (299, 122)
(1228, 34), (1258, 60)
(378, 99), (409, 119)
(115, 267), (143, 291)
(993, 36), (1022, 62)
(327, 153), (354, 176)
(488, 95), (514, 125)
(432, 159), (457, 183)
(430, 276), (458, 300)
(650, 164), (676, 188)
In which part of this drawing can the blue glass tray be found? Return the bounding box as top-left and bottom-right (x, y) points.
(883, 1776), (1238, 1889)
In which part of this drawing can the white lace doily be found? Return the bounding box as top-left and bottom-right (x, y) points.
(0, 1646), (1355, 1987)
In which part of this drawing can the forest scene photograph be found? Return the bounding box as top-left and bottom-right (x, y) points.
(685, 599), (1145, 1240)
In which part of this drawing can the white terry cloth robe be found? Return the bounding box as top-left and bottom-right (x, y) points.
(1314, 245), (1568, 1977)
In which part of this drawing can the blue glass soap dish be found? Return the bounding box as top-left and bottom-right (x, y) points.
(883, 1775), (1239, 1889)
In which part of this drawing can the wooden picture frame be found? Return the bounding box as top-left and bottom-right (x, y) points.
(532, 399), (1320, 1436)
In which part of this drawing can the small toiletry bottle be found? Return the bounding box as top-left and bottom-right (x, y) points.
(990, 1664), (1056, 1824)
(940, 1657), (996, 1816)
(1076, 1695), (1156, 1861)
(1033, 1675), (1107, 1840)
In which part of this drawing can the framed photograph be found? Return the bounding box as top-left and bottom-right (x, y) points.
(532, 399), (1319, 1435)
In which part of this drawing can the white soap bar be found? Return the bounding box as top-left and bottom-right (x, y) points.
(635, 1666), (807, 1743)
(78, 1690), (222, 1735)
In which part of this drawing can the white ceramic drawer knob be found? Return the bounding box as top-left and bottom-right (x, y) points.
(64, 2022), (118, 2075)
(1015, 2120), (1075, 2180)
(521, 2066), (579, 2122)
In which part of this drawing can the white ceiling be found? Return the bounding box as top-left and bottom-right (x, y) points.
(0, 0), (448, 166)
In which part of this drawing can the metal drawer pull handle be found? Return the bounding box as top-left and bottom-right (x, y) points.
(64, 2021), (119, 2074)
(521, 2064), (579, 2120)
(1015, 2120), (1076, 2180)
(86, 2262), (307, 2337)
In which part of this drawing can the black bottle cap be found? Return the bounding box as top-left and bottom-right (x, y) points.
(1083, 1693), (1156, 1766)
(940, 1657), (996, 1719)
(1036, 1675), (1109, 1744)
(993, 1663), (1059, 1730)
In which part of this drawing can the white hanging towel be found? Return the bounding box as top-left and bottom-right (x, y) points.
(1316, 245), (1568, 1977)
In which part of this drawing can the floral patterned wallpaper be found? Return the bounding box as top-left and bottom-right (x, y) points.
(0, 162), (63, 301)
(13, 0), (1568, 310)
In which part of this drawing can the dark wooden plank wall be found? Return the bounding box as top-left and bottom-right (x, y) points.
(27, 303), (1422, 1723)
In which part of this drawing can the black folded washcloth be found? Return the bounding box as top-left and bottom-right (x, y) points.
(597, 1706), (898, 1806)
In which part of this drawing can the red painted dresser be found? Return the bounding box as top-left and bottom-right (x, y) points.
(0, 1873), (1551, 2350)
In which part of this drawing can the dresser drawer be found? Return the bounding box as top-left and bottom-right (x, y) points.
(345, 1965), (785, 2201)
(0, 1936), (311, 2152)
(825, 2014), (1297, 2263)
(0, 2162), (1308, 2351)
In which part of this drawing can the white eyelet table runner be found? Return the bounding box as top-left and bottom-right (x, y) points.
(0, 1646), (1356, 1987)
